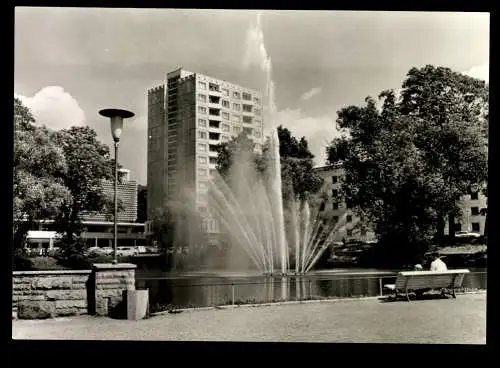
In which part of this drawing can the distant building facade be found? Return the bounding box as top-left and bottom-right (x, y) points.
(444, 191), (488, 236)
(25, 168), (145, 253)
(311, 165), (377, 243)
(312, 164), (488, 241)
(147, 67), (264, 241)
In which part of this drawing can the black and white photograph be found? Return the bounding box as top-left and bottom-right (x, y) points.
(13, 8), (488, 344)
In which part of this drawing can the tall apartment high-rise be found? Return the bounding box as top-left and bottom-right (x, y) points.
(147, 67), (264, 237)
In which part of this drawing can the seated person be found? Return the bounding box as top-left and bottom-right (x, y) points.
(430, 253), (448, 271)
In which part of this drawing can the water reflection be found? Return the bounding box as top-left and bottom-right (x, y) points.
(137, 269), (486, 309)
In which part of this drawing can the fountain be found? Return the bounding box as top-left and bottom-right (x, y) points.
(198, 12), (352, 276)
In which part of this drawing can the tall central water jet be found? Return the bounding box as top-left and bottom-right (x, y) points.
(200, 13), (352, 275)
(268, 128), (288, 274)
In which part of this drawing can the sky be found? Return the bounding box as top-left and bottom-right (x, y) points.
(14, 8), (490, 185)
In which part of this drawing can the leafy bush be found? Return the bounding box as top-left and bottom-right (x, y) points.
(13, 250), (34, 271)
(31, 256), (66, 270)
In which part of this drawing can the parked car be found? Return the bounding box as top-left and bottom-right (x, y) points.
(455, 231), (481, 238)
(85, 247), (108, 256)
(116, 247), (138, 257)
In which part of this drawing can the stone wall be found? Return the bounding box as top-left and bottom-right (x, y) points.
(13, 270), (91, 319)
(12, 263), (137, 320)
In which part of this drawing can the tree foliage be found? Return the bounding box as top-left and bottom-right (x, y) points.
(215, 126), (323, 202)
(276, 125), (323, 202)
(52, 126), (117, 245)
(13, 98), (71, 249)
(13, 98), (123, 258)
(326, 65), (488, 265)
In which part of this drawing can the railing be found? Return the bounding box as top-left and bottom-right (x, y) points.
(136, 272), (487, 311)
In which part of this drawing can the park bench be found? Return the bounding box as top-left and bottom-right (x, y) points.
(384, 269), (470, 302)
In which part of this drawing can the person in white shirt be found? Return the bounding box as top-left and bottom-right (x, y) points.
(430, 254), (448, 271)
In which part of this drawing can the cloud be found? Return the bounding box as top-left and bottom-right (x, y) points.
(300, 87), (321, 101)
(14, 86), (85, 130)
(271, 108), (343, 167)
(463, 62), (489, 83)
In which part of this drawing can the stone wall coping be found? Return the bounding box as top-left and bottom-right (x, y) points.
(92, 263), (137, 270)
(13, 270), (92, 276)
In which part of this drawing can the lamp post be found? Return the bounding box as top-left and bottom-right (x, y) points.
(99, 108), (135, 264)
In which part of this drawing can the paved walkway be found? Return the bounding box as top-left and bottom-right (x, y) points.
(12, 292), (486, 344)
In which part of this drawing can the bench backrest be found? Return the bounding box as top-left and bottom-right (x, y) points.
(394, 269), (470, 290)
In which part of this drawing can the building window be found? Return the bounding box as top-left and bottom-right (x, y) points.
(472, 222), (480, 232)
(198, 206), (207, 213)
(333, 216), (339, 223)
(471, 207), (479, 216)
(319, 202), (325, 211)
(232, 103), (240, 111)
(198, 119), (207, 128)
(253, 97), (260, 104)
(470, 192), (479, 200)
(454, 223), (462, 232)
(221, 135), (230, 141)
(221, 88), (229, 96)
(346, 229), (353, 237)
(198, 130), (207, 139)
(222, 100), (230, 108)
(198, 94), (207, 102)
(198, 106), (207, 114)
(209, 157), (217, 164)
(222, 124), (230, 132)
(332, 176), (338, 184)
(243, 127), (253, 136)
(254, 108), (261, 115)
(233, 91), (240, 99)
(346, 215), (352, 223)
(242, 92), (252, 101)
(209, 82), (219, 92)
(198, 156), (208, 165)
(198, 167), (208, 177)
(232, 115), (241, 123)
(197, 143), (207, 152)
(333, 202), (339, 210)
(332, 189), (338, 198)
(209, 95), (220, 104)
(198, 81), (206, 90)
(242, 116), (253, 124)
(209, 108), (220, 116)
(209, 145), (218, 152)
(254, 130), (261, 138)
(209, 120), (220, 129)
(209, 132), (220, 140)
(222, 111), (230, 120)
(242, 104), (253, 112)
(233, 126), (241, 134)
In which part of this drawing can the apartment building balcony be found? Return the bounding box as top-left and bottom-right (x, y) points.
(208, 120), (221, 129)
(208, 102), (221, 110)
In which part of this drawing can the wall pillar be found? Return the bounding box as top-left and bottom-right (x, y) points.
(91, 263), (137, 317)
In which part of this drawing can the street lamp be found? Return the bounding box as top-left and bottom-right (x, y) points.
(99, 108), (135, 264)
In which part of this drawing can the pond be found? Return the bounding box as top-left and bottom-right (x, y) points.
(135, 268), (487, 309)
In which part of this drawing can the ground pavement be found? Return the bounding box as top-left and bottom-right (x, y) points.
(12, 292), (486, 344)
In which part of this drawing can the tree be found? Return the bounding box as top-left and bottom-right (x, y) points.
(215, 127), (323, 202)
(276, 125), (323, 202)
(327, 65), (488, 266)
(215, 132), (264, 179)
(52, 126), (118, 248)
(13, 98), (71, 250)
